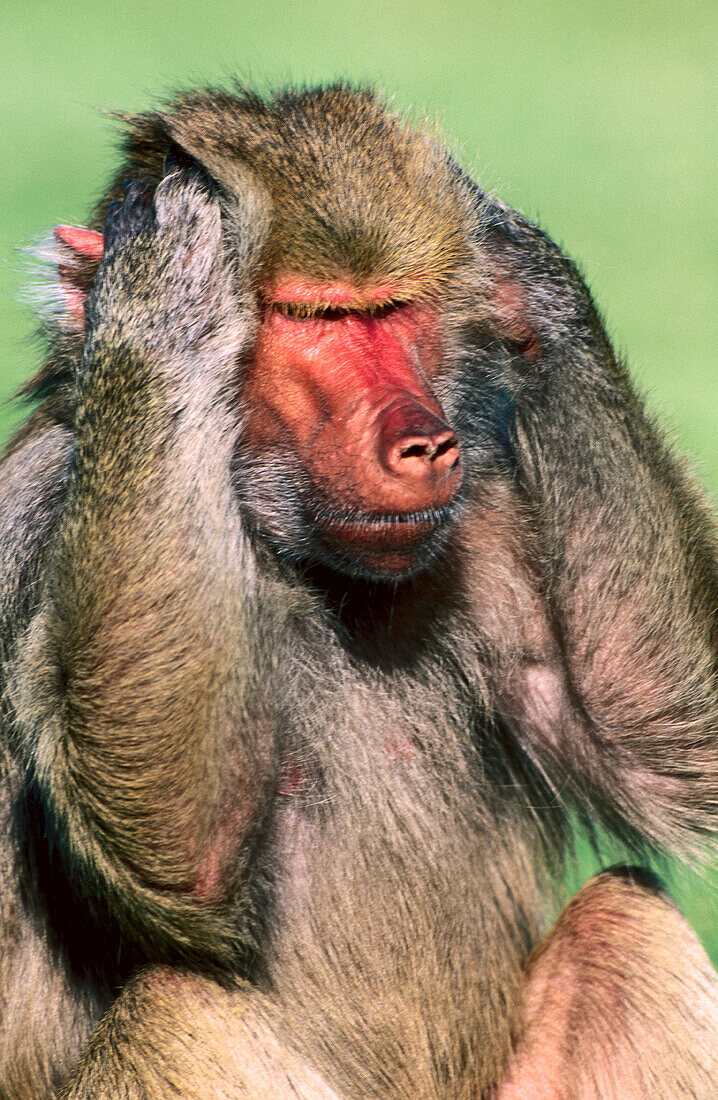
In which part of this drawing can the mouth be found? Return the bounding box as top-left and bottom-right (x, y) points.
(232, 452), (459, 581)
(309, 501), (456, 579)
(322, 506), (447, 547)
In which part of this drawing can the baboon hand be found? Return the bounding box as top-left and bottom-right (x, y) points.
(84, 158), (255, 379)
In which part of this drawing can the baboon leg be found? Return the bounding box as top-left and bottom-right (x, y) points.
(60, 968), (344, 1100)
(496, 868), (718, 1100)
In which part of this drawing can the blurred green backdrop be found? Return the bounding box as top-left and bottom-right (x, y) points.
(2, 1), (716, 959)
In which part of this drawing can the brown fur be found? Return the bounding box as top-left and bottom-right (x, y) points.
(0, 84), (716, 1098)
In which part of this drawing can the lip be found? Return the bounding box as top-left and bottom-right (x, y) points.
(320, 507), (448, 552)
(303, 498), (458, 582)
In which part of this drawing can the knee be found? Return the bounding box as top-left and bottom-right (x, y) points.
(496, 867), (718, 1098)
(527, 865), (716, 1008)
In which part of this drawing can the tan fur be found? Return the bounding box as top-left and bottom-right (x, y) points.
(110, 86), (477, 298)
(498, 870), (718, 1099)
(0, 84), (716, 1098)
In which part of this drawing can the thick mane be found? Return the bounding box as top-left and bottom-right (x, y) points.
(8, 84), (476, 458)
(120, 83), (476, 290)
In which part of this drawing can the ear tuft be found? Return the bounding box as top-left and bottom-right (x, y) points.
(45, 226), (105, 331)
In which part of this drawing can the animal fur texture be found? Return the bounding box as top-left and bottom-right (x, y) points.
(0, 84), (716, 1098)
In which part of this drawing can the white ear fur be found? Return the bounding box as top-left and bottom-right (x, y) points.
(24, 226), (104, 332)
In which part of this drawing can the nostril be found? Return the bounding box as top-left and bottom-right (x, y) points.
(432, 434), (460, 467)
(397, 433), (458, 463)
(387, 430), (460, 478)
(399, 440), (434, 461)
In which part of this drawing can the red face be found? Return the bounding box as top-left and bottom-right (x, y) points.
(240, 275), (463, 579)
(53, 227), (464, 581)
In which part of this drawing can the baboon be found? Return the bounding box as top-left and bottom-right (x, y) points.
(0, 84), (717, 1099)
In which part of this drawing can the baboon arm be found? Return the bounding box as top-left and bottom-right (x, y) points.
(515, 358), (718, 847)
(59, 969), (344, 1100)
(8, 176), (267, 964)
(478, 207), (718, 849)
(10, 351), (253, 961)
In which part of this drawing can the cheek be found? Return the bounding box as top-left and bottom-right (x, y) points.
(241, 363), (324, 452)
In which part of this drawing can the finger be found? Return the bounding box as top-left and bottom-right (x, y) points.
(154, 166), (219, 235)
(103, 182), (154, 249)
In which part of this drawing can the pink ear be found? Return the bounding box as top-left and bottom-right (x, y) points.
(491, 281), (540, 363)
(52, 226), (104, 330)
(53, 225), (104, 261)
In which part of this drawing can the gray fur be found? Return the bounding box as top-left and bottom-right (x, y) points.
(1, 85), (717, 1098)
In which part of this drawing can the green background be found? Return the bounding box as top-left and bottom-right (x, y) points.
(2, 2), (716, 960)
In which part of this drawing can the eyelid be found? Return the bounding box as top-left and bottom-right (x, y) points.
(268, 298), (414, 321)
